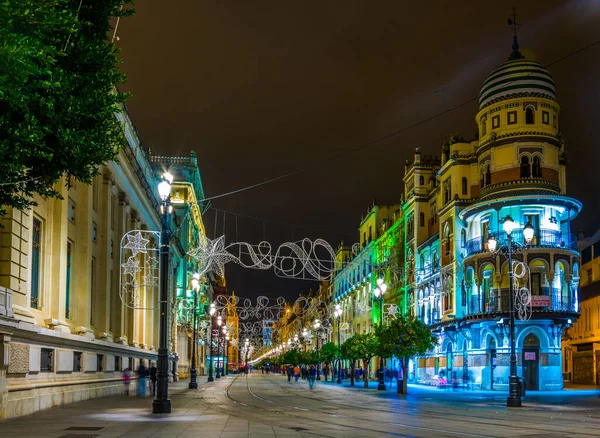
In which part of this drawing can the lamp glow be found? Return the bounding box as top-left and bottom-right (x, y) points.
(523, 221), (535, 244)
(487, 235), (498, 252)
(502, 215), (515, 235)
(158, 180), (171, 200)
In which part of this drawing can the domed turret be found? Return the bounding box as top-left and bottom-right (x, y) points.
(479, 57), (556, 110)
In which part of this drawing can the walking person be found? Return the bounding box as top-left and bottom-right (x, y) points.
(137, 361), (147, 398)
(287, 365), (293, 383)
(294, 365), (300, 383)
(121, 368), (131, 397)
(149, 362), (158, 396)
(308, 365), (317, 390)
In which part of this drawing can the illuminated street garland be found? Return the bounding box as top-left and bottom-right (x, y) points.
(119, 230), (160, 310)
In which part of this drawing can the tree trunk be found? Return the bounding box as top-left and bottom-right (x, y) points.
(350, 360), (355, 386)
(402, 365), (409, 394)
(363, 359), (369, 388)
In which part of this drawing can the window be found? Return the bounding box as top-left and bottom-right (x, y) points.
(97, 354), (104, 371)
(532, 156), (541, 178)
(525, 107), (535, 124)
(73, 352), (82, 371)
(485, 166), (491, 186)
(110, 195), (116, 231)
(115, 356), (121, 372)
(507, 111), (517, 125)
(92, 222), (97, 243)
(66, 241), (72, 319)
(419, 175), (424, 185)
(31, 217), (42, 309)
(419, 212), (425, 227)
(542, 111), (549, 125)
(461, 229), (466, 248)
(110, 240), (114, 258)
(41, 348), (53, 372)
(68, 199), (76, 223)
(492, 115), (500, 129)
(92, 177), (99, 212)
(368, 226), (372, 242)
(480, 117), (487, 136)
(461, 177), (467, 195)
(520, 156), (530, 178)
(553, 114), (557, 128)
(531, 273), (541, 296)
(481, 220), (489, 242)
(129, 357), (134, 370)
(588, 269), (593, 283)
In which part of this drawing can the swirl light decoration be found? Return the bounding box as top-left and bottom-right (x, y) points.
(187, 236), (336, 281)
(119, 230), (160, 310)
(512, 260), (532, 321)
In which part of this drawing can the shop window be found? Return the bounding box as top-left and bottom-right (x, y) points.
(542, 111), (550, 125)
(492, 115), (500, 129)
(41, 348), (54, 372)
(525, 107), (535, 124)
(507, 111), (517, 125)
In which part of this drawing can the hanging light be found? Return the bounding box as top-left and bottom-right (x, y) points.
(157, 172), (173, 201)
(191, 273), (200, 291)
(502, 215), (516, 235)
(523, 221), (535, 244)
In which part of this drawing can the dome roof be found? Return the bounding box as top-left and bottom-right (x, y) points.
(478, 56), (556, 110)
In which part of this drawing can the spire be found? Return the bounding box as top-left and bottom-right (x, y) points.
(508, 8), (525, 61)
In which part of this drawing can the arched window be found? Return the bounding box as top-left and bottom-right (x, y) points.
(419, 175), (424, 185)
(485, 166), (491, 186)
(520, 156), (530, 178)
(532, 156), (541, 178)
(461, 177), (467, 195)
(525, 107), (535, 125)
(419, 212), (425, 227)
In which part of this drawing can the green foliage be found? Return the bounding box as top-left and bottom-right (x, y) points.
(0, 0), (133, 216)
(376, 315), (436, 367)
(342, 333), (379, 387)
(319, 342), (338, 364)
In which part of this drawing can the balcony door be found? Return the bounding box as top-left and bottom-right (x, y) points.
(522, 333), (540, 390)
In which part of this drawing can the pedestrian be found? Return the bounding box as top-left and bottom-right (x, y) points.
(149, 362), (158, 396)
(294, 365), (300, 383)
(287, 365), (293, 383)
(137, 361), (147, 397)
(308, 365), (317, 390)
(122, 368), (131, 397)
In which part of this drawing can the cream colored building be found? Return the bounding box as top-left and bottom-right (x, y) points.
(0, 108), (210, 418)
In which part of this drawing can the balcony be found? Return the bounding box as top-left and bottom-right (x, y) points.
(466, 290), (576, 317)
(465, 229), (577, 257)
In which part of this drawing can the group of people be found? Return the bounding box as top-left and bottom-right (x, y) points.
(121, 360), (158, 397)
(285, 364), (318, 389)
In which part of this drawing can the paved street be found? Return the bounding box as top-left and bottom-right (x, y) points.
(1, 374), (600, 437)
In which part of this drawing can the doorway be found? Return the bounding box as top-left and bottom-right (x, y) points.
(522, 333), (540, 390)
(488, 337), (496, 390)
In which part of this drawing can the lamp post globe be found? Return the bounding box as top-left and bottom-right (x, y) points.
(334, 305), (342, 384)
(314, 319), (321, 380)
(188, 273), (200, 389)
(207, 303), (216, 382)
(375, 278), (387, 391)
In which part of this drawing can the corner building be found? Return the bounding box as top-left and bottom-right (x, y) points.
(410, 47), (580, 391)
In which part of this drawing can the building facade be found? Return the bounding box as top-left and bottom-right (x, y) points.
(331, 42), (581, 391)
(0, 108), (211, 418)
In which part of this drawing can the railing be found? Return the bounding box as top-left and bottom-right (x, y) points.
(465, 290), (576, 316)
(465, 229), (578, 257)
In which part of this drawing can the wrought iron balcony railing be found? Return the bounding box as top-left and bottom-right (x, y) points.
(465, 229), (577, 257)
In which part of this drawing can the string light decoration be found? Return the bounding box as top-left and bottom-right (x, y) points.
(188, 236), (336, 281)
(512, 260), (532, 321)
(120, 230), (160, 309)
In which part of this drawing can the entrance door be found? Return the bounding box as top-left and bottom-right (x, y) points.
(522, 333), (540, 390)
(489, 338), (496, 390)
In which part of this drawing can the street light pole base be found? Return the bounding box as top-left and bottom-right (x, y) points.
(207, 376), (214, 382)
(377, 383), (386, 391)
(188, 382), (198, 389)
(507, 396), (522, 407)
(152, 399), (172, 414)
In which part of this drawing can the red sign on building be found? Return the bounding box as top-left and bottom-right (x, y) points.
(530, 295), (551, 307)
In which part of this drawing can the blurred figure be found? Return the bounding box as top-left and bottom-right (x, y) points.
(137, 361), (147, 397)
(121, 368), (131, 397)
(287, 365), (293, 383)
(149, 362), (158, 396)
(294, 365), (300, 383)
(308, 365), (317, 390)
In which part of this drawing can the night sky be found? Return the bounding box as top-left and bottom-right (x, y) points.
(116, 1), (600, 301)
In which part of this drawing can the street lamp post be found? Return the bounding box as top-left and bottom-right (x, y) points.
(245, 338), (250, 374)
(207, 303), (216, 382)
(153, 172), (174, 414)
(334, 304), (342, 384)
(487, 215), (534, 408)
(374, 277), (388, 391)
(216, 314), (222, 378)
(302, 328), (308, 352)
(223, 327), (229, 376)
(314, 319), (321, 380)
(189, 273), (200, 389)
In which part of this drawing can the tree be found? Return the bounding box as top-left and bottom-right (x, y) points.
(340, 336), (360, 386)
(343, 333), (379, 388)
(319, 342), (338, 382)
(377, 315), (437, 394)
(0, 0), (133, 217)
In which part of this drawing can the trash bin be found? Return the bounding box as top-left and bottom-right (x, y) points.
(397, 379), (404, 394)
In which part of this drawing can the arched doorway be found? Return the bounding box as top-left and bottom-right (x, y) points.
(488, 337), (496, 390)
(522, 333), (540, 390)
